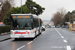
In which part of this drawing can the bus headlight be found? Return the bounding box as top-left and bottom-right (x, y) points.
(31, 30), (35, 33)
(11, 30), (14, 35)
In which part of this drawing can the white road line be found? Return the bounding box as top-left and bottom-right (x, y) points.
(63, 40), (67, 43)
(61, 36), (64, 38)
(17, 45), (25, 50)
(55, 28), (67, 42)
(17, 41), (33, 50)
(55, 28), (71, 50)
(42, 31), (45, 34)
(66, 46), (71, 50)
(55, 28), (62, 36)
(33, 38), (37, 41)
(59, 34), (62, 36)
(27, 41), (33, 45)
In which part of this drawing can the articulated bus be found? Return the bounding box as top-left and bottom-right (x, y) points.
(10, 14), (42, 39)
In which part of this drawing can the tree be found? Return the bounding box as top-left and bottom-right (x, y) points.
(64, 12), (72, 23)
(51, 12), (62, 25)
(3, 0), (45, 25)
(25, 0), (45, 16)
(22, 5), (29, 13)
(3, 4), (29, 25)
(0, 1), (11, 22)
(0, 0), (14, 22)
(9, 0), (14, 7)
(64, 10), (75, 23)
(51, 8), (66, 26)
(0, 0), (14, 6)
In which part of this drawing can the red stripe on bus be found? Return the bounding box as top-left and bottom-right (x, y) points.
(14, 32), (26, 34)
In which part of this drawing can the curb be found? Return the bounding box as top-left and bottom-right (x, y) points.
(0, 38), (11, 42)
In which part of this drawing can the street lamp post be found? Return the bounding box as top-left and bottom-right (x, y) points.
(21, 0), (22, 14)
(0, 2), (2, 11)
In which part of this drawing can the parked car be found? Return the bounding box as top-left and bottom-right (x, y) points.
(61, 25), (65, 28)
(51, 26), (55, 28)
(42, 24), (45, 31)
(0, 23), (5, 26)
(56, 26), (60, 28)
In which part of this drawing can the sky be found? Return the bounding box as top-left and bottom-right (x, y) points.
(14, 0), (75, 21)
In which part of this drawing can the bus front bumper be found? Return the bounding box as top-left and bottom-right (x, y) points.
(10, 34), (35, 38)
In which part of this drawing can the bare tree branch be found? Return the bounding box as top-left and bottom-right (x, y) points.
(51, 8), (67, 26)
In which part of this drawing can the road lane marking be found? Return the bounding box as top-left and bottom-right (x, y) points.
(42, 31), (45, 34)
(63, 40), (67, 43)
(55, 28), (72, 50)
(60, 34), (62, 36)
(17, 45), (25, 50)
(55, 28), (62, 36)
(17, 41), (33, 50)
(66, 46), (71, 50)
(27, 41), (33, 45)
(33, 38), (37, 41)
(55, 28), (67, 42)
(61, 36), (64, 38)
(55, 28), (68, 42)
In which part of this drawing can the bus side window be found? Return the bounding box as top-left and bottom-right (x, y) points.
(33, 18), (39, 27)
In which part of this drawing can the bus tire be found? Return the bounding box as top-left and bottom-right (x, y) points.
(15, 38), (18, 40)
(40, 32), (42, 34)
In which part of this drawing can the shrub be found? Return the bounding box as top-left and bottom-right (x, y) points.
(0, 25), (10, 34)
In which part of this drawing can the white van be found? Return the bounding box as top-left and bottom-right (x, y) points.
(42, 24), (45, 31)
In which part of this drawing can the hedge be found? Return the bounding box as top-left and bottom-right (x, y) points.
(0, 25), (10, 34)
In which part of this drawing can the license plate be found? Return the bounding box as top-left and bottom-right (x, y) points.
(19, 36), (24, 38)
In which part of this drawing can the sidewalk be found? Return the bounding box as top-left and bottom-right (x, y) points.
(0, 32), (11, 42)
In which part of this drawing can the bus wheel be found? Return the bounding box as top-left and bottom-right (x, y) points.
(15, 38), (18, 40)
(40, 32), (42, 34)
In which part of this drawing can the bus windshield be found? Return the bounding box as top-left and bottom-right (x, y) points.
(11, 18), (33, 30)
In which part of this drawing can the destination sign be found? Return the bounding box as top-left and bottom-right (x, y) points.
(12, 16), (30, 18)
(13, 16), (16, 18)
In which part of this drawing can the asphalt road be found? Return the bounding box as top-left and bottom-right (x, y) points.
(0, 28), (75, 50)
(0, 34), (10, 41)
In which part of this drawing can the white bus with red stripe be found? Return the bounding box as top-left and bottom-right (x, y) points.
(10, 14), (42, 39)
